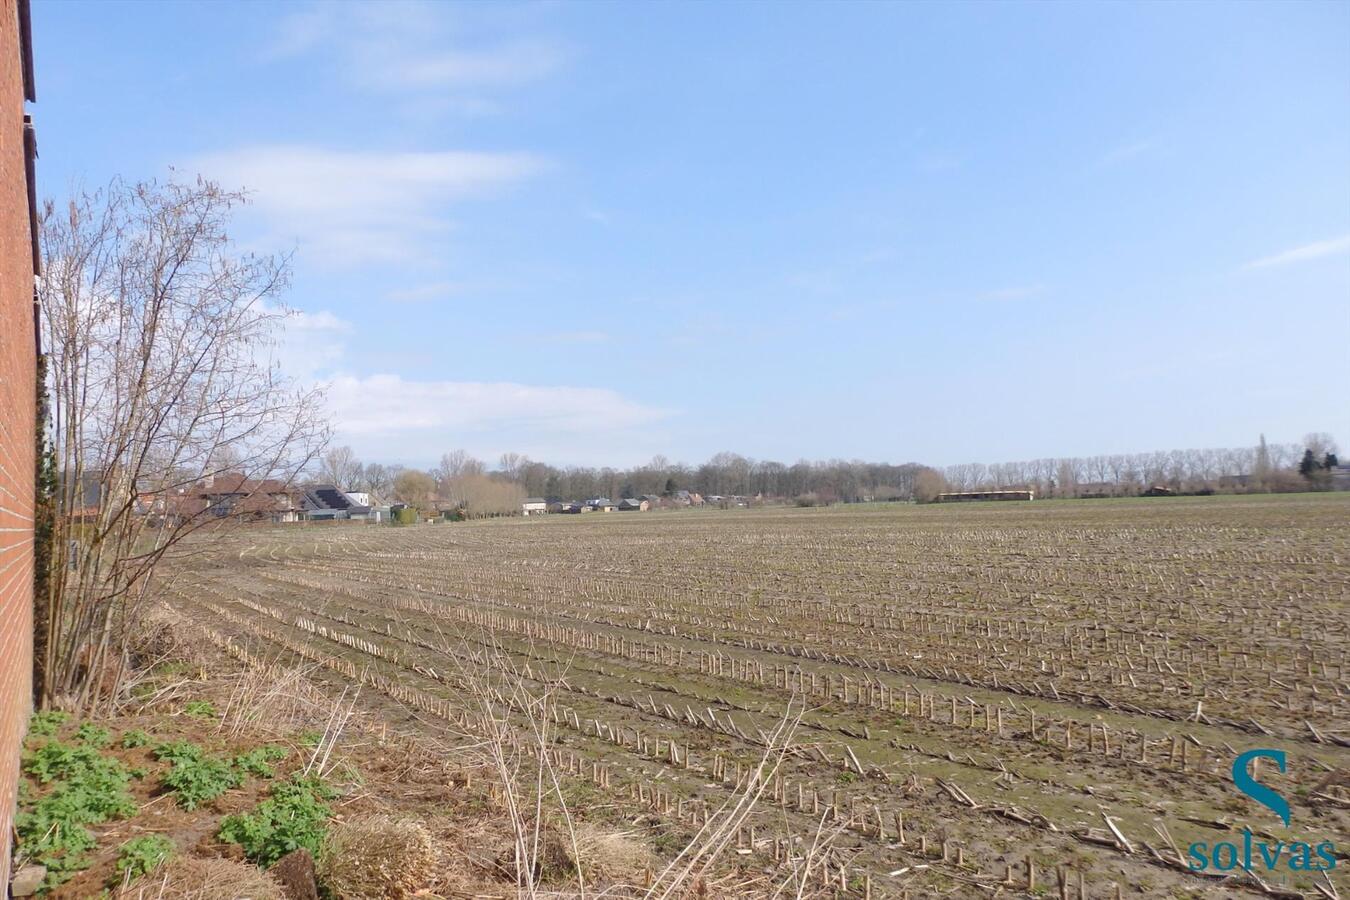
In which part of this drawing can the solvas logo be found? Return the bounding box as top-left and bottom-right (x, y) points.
(1186, 749), (1337, 873)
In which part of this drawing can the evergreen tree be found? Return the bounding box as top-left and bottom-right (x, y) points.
(1325, 452), (1339, 469)
(1298, 449), (1319, 479)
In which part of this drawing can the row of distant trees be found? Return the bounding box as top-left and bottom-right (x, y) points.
(939, 433), (1341, 497)
(313, 432), (1341, 515)
(315, 447), (934, 512)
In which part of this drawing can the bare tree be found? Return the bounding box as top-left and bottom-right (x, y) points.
(316, 444), (362, 489)
(361, 462), (394, 501)
(39, 177), (328, 711)
(497, 451), (527, 481)
(392, 469), (437, 509)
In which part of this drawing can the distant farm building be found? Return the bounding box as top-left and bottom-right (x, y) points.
(522, 497), (547, 516)
(618, 498), (649, 511)
(301, 483), (386, 521)
(935, 490), (1035, 503)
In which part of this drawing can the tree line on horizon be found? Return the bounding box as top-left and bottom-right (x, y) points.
(315, 432), (1342, 513)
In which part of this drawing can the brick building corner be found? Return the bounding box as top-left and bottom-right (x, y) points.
(0, 0), (36, 888)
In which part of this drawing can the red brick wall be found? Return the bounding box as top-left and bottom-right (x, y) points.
(0, 0), (33, 888)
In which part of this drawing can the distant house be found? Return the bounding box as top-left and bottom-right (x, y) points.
(586, 497), (616, 512)
(618, 498), (649, 512)
(305, 484), (354, 515)
(935, 490), (1034, 503)
(640, 494), (663, 508)
(560, 503), (590, 514)
(187, 473), (304, 523)
(522, 497), (547, 516)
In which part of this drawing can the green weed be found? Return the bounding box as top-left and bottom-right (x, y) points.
(232, 746), (288, 778)
(15, 740), (137, 889)
(219, 776), (337, 868)
(154, 741), (241, 810)
(183, 700), (217, 719)
(75, 722), (112, 748)
(27, 709), (69, 739)
(113, 834), (174, 884)
(120, 729), (152, 749)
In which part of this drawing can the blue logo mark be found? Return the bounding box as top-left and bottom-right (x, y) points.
(1185, 749), (1337, 874)
(1232, 748), (1290, 827)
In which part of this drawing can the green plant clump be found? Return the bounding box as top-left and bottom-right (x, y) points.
(75, 722), (112, 748)
(113, 834), (175, 884)
(233, 746), (288, 778)
(27, 709), (69, 739)
(15, 739), (138, 887)
(154, 741), (242, 810)
(219, 776), (337, 868)
(183, 700), (217, 718)
(121, 729), (152, 749)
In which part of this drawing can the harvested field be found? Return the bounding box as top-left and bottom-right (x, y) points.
(162, 493), (1350, 898)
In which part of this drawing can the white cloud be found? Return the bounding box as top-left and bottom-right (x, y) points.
(288, 309), (353, 332)
(194, 145), (546, 265)
(1244, 234), (1350, 269)
(271, 310), (668, 465)
(328, 374), (667, 436)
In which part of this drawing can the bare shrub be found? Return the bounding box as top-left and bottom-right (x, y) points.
(317, 815), (437, 899)
(38, 177), (328, 712)
(119, 856), (283, 900)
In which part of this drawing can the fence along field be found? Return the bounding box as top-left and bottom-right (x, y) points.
(164, 494), (1349, 898)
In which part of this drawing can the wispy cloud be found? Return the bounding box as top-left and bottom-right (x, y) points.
(194, 145), (546, 266)
(1096, 138), (1160, 168)
(384, 282), (466, 304)
(373, 39), (566, 91)
(267, 1), (567, 105)
(328, 374), (666, 437)
(538, 330), (611, 344)
(982, 283), (1045, 302)
(1243, 234), (1350, 269)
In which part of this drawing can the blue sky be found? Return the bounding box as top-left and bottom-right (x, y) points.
(33, 0), (1350, 469)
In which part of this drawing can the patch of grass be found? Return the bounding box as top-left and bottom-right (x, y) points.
(113, 834), (175, 884)
(219, 776), (337, 868)
(15, 739), (138, 889)
(27, 709), (69, 739)
(155, 741), (242, 810)
(183, 700), (217, 718)
(121, 729), (152, 749)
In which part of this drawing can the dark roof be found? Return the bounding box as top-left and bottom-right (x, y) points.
(305, 484), (354, 511)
